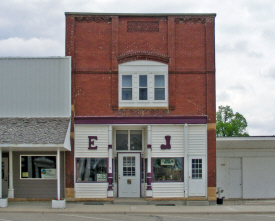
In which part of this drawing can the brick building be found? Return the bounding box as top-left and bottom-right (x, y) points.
(65, 13), (216, 202)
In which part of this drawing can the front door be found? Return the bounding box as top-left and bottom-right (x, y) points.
(118, 153), (140, 197)
(2, 158), (8, 198)
(188, 156), (206, 196)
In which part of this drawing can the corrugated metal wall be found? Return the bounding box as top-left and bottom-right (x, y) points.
(0, 57), (71, 117)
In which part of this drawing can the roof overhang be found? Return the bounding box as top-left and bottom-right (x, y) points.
(65, 12), (216, 17)
(0, 118), (71, 152)
(217, 136), (275, 150)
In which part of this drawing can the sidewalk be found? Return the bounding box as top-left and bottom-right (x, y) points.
(0, 201), (275, 214)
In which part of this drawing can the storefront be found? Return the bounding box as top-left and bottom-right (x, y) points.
(74, 117), (208, 199)
(0, 118), (71, 200)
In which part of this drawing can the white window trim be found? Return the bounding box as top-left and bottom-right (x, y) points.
(20, 155), (57, 180)
(119, 60), (168, 108)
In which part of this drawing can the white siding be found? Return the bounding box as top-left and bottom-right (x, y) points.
(151, 125), (184, 157)
(0, 57), (71, 117)
(152, 182), (184, 198)
(75, 183), (108, 198)
(75, 125), (109, 158)
(188, 125), (207, 155)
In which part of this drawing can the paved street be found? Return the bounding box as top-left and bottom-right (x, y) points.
(2, 213), (275, 221)
(0, 200), (275, 221)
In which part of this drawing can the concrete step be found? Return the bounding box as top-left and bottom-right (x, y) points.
(186, 200), (209, 206)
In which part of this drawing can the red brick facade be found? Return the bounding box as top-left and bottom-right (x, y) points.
(65, 13), (216, 194)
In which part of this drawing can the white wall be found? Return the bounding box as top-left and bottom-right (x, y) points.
(217, 142), (275, 199)
(243, 157), (275, 198)
(152, 182), (184, 198)
(151, 125), (184, 158)
(75, 125), (109, 158)
(0, 57), (71, 117)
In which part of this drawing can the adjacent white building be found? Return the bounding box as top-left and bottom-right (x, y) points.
(217, 136), (275, 199)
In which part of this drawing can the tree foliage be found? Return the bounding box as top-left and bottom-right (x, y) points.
(216, 105), (249, 137)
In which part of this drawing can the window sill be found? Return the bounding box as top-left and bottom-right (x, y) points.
(118, 107), (169, 110)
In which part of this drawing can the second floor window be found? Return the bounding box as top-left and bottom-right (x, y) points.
(119, 60), (168, 107)
(122, 75), (132, 100)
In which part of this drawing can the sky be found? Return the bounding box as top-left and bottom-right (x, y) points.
(1, 0), (275, 136)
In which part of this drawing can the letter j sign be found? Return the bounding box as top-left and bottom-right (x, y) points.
(88, 136), (98, 150)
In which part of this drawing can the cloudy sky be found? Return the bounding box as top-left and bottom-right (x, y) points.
(1, 0), (275, 136)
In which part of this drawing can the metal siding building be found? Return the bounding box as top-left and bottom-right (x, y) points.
(0, 57), (71, 117)
(0, 57), (71, 202)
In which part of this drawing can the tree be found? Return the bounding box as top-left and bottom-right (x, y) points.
(216, 105), (249, 137)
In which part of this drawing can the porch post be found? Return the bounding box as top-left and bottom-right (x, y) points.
(146, 125), (153, 198)
(57, 148), (60, 200)
(184, 123), (188, 198)
(8, 150), (14, 198)
(0, 148), (8, 207)
(0, 148), (2, 199)
(107, 125), (113, 198)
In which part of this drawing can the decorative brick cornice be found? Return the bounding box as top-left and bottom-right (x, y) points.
(175, 17), (206, 24)
(169, 71), (207, 74)
(117, 51), (170, 64)
(75, 16), (112, 23)
(127, 21), (159, 32)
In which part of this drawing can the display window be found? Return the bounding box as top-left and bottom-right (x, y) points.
(76, 158), (107, 182)
(21, 155), (56, 179)
(152, 158), (183, 181)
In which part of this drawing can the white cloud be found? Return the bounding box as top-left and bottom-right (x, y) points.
(0, 37), (64, 56)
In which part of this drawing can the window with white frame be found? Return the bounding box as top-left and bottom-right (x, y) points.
(21, 156), (56, 179)
(119, 60), (168, 107)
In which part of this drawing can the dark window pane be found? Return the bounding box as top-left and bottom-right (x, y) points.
(116, 130), (128, 150)
(76, 158), (107, 182)
(122, 88), (132, 100)
(139, 75), (147, 87)
(139, 88), (147, 100)
(21, 156), (56, 179)
(130, 130), (142, 150)
(155, 88), (165, 100)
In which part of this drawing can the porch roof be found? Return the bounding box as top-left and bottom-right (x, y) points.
(0, 117), (71, 151)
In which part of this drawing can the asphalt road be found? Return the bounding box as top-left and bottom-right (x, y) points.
(1, 213), (275, 221)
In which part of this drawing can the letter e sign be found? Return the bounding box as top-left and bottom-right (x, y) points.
(88, 136), (98, 150)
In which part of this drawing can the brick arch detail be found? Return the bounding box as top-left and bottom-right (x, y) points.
(117, 52), (170, 64)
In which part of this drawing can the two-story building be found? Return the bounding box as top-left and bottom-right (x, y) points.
(65, 13), (216, 202)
